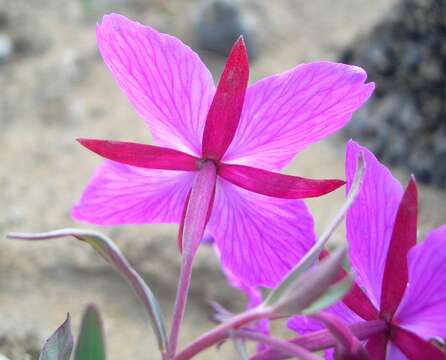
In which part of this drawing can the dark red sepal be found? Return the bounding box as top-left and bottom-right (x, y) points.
(392, 327), (446, 359)
(177, 185), (216, 254)
(201, 37), (249, 161)
(365, 333), (388, 360)
(77, 138), (199, 171)
(380, 176), (418, 319)
(219, 163), (345, 199)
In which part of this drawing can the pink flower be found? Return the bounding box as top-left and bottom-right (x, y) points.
(72, 14), (374, 287)
(289, 141), (446, 359)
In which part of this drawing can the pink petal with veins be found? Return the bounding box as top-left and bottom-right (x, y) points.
(395, 225), (446, 340)
(345, 141), (403, 308)
(207, 178), (315, 287)
(97, 14), (215, 156)
(72, 161), (195, 225)
(223, 62), (374, 170)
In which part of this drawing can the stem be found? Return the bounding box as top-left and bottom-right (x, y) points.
(174, 307), (272, 360)
(252, 319), (387, 360)
(175, 318), (386, 360)
(167, 162), (217, 359)
(235, 330), (321, 360)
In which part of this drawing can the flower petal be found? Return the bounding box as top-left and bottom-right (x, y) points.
(380, 177), (418, 319)
(201, 38), (249, 161)
(97, 14), (215, 155)
(219, 164), (345, 199)
(395, 225), (446, 340)
(223, 62), (374, 170)
(72, 161), (194, 225)
(78, 139), (199, 171)
(207, 178), (315, 287)
(345, 141), (403, 308)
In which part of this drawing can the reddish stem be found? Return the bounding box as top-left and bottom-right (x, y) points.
(235, 330), (320, 360)
(174, 308), (272, 360)
(249, 319), (386, 360)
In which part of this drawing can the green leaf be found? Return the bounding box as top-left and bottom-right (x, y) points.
(231, 336), (249, 360)
(301, 275), (353, 315)
(8, 229), (168, 353)
(39, 314), (73, 360)
(265, 153), (364, 307)
(75, 305), (106, 360)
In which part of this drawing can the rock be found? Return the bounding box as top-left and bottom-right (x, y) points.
(194, 0), (258, 59)
(341, 0), (446, 187)
(0, 33), (12, 63)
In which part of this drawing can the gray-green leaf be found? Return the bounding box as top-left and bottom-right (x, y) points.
(8, 229), (168, 353)
(269, 248), (349, 316)
(39, 314), (73, 360)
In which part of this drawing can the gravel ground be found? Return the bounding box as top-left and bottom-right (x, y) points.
(3, 0), (444, 359)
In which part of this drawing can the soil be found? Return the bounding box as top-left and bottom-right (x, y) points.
(1, 0), (443, 359)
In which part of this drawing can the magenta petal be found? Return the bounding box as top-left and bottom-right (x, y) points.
(96, 14), (215, 155)
(72, 161), (195, 225)
(380, 177), (418, 319)
(392, 327), (446, 360)
(219, 164), (345, 199)
(395, 225), (446, 340)
(201, 38), (249, 161)
(207, 178), (315, 287)
(223, 62), (375, 170)
(78, 139), (199, 171)
(345, 141), (403, 308)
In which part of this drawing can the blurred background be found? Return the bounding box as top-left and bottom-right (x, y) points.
(1, 0), (445, 358)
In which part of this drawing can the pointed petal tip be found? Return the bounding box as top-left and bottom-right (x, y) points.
(230, 35), (249, 63)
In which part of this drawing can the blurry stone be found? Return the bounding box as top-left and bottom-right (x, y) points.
(342, 0), (446, 187)
(0, 33), (12, 63)
(194, 0), (258, 59)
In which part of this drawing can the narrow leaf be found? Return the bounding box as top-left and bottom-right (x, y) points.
(201, 37), (249, 161)
(77, 139), (199, 171)
(75, 304), (106, 360)
(270, 248), (348, 316)
(229, 331), (249, 360)
(8, 229), (168, 352)
(39, 314), (73, 360)
(319, 250), (378, 320)
(219, 163), (345, 199)
(265, 153), (364, 306)
(301, 275), (353, 315)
